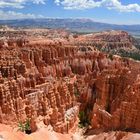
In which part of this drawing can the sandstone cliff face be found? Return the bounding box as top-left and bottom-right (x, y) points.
(73, 30), (140, 61)
(74, 30), (133, 49)
(90, 58), (140, 132)
(0, 40), (80, 133)
(0, 29), (140, 136)
(85, 131), (140, 140)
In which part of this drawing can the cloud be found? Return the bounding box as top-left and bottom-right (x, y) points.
(0, 0), (46, 8)
(55, 0), (140, 12)
(0, 10), (44, 20)
(0, 0), (46, 20)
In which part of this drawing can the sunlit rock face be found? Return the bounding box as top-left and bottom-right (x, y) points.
(74, 30), (133, 49)
(73, 30), (140, 61)
(91, 61), (140, 132)
(0, 37), (80, 133)
(0, 29), (140, 138)
(85, 131), (140, 140)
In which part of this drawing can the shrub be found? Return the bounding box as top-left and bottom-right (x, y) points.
(78, 111), (90, 127)
(74, 85), (79, 97)
(18, 119), (31, 134)
(18, 121), (25, 132)
(24, 119), (31, 131)
(108, 54), (113, 60)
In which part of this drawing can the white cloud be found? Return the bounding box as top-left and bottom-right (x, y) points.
(55, 0), (140, 12)
(0, 0), (46, 8)
(0, 10), (44, 20)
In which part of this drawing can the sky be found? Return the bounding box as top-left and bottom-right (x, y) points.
(0, 0), (140, 25)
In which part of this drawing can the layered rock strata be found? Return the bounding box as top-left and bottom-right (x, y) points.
(0, 30), (140, 135)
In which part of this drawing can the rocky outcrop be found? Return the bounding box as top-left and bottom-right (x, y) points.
(0, 29), (140, 138)
(91, 60), (140, 132)
(85, 131), (140, 140)
(74, 30), (133, 49)
(0, 41), (79, 133)
(73, 30), (140, 61)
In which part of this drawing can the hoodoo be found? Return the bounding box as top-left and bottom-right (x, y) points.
(0, 28), (140, 140)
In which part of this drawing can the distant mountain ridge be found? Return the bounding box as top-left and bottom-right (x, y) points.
(0, 18), (140, 36)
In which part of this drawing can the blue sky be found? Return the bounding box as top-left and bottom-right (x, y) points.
(0, 0), (140, 25)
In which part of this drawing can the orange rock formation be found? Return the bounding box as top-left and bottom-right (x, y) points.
(0, 29), (140, 139)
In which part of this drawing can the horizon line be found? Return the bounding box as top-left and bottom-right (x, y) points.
(0, 17), (140, 26)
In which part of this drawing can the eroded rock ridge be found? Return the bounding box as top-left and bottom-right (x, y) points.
(0, 29), (140, 136)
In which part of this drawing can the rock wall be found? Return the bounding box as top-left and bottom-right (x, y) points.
(91, 60), (140, 132)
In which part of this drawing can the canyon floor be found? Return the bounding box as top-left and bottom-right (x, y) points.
(0, 27), (140, 139)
